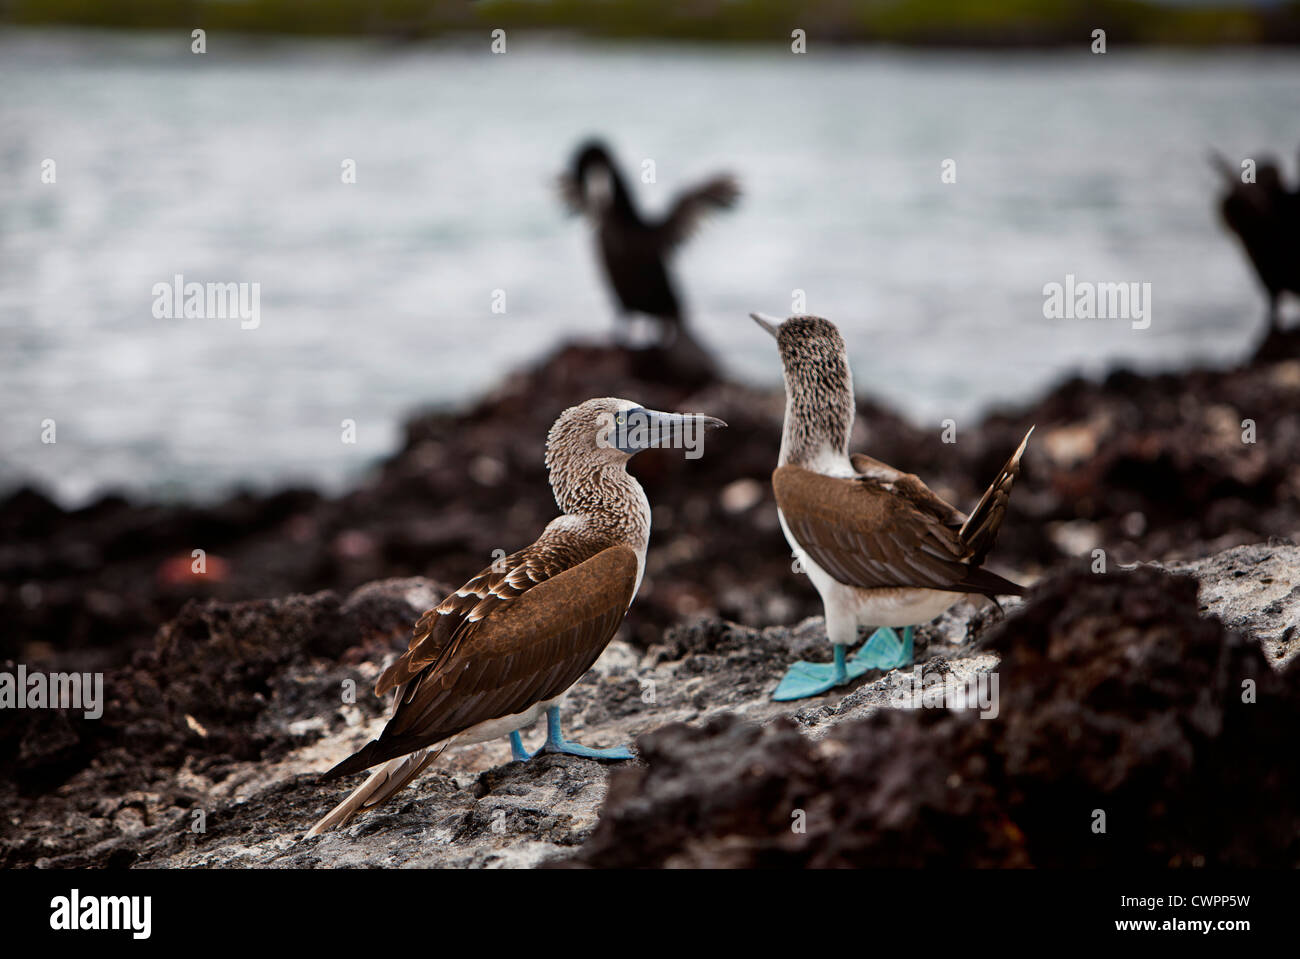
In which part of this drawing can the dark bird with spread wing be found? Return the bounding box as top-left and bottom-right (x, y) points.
(751, 313), (1031, 702)
(306, 397), (725, 836)
(559, 138), (739, 349)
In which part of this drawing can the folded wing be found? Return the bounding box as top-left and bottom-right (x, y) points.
(321, 542), (639, 781)
(776, 465), (979, 592)
(776, 430), (1031, 598)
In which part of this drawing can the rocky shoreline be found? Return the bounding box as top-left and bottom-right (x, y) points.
(3, 336), (1299, 868)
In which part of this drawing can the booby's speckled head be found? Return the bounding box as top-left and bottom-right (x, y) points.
(546, 397), (726, 515)
(752, 314), (847, 368)
(750, 313), (854, 467)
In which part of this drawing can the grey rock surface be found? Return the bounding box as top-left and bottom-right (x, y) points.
(1164, 541), (1300, 667)
(6, 542), (1294, 868)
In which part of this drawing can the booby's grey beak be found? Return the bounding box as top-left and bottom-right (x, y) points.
(675, 412), (728, 433)
(750, 312), (781, 339)
(612, 409), (726, 460)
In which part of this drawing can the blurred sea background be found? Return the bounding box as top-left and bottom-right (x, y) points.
(3, 2), (1300, 506)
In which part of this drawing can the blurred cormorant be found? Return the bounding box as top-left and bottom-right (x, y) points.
(559, 139), (739, 348)
(1212, 149), (1300, 333)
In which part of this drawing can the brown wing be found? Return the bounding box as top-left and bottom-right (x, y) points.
(653, 173), (740, 249)
(848, 452), (901, 481)
(322, 543), (638, 781)
(775, 465), (983, 593)
(373, 537), (609, 698)
(850, 453), (965, 528)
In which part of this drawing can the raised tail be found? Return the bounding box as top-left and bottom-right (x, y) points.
(959, 426), (1034, 570)
(305, 743), (448, 838)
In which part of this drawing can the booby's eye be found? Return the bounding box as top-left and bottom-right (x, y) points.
(616, 413), (626, 425)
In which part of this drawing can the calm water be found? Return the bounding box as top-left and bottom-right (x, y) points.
(3, 30), (1298, 506)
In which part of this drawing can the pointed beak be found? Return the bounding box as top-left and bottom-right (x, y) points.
(750, 312), (781, 339)
(676, 412), (728, 433)
(614, 409), (726, 459)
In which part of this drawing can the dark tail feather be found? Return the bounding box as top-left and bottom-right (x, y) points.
(960, 426), (1034, 568)
(959, 565), (1027, 599)
(318, 737), (393, 783)
(305, 743), (448, 838)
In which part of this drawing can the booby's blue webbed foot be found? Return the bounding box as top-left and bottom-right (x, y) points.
(544, 740), (636, 760)
(538, 706), (634, 761)
(509, 729), (535, 762)
(853, 625), (915, 672)
(772, 644), (874, 701)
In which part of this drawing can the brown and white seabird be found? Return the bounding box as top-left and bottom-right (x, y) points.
(751, 313), (1032, 701)
(306, 397), (725, 835)
(559, 138), (739, 348)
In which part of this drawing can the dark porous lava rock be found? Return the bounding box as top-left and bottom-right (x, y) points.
(980, 356), (1300, 567)
(564, 566), (1300, 867)
(5, 338), (1300, 868)
(3, 546), (1294, 868)
(0, 579), (439, 814)
(6, 341), (1300, 677)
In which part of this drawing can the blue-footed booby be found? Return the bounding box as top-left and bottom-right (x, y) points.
(751, 313), (1032, 702)
(559, 138), (739, 346)
(307, 398), (725, 836)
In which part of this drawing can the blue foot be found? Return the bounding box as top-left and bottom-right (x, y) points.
(544, 740), (636, 760)
(509, 729), (535, 762)
(853, 626), (914, 672)
(539, 707), (634, 761)
(772, 644), (872, 701)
